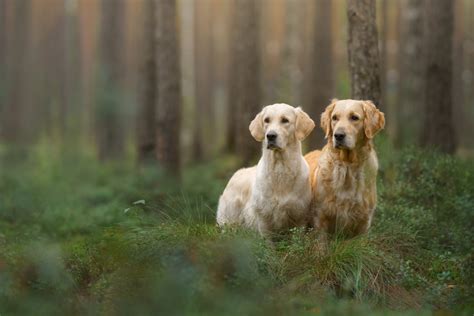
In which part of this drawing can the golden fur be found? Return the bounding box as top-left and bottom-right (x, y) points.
(217, 104), (315, 236)
(305, 99), (385, 238)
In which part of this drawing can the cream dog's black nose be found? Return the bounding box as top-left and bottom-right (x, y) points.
(334, 133), (345, 142)
(266, 131), (277, 141)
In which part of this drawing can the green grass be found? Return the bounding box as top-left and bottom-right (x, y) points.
(0, 139), (473, 315)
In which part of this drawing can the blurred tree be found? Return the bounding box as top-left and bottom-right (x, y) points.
(97, 0), (125, 160)
(193, 0), (214, 161)
(78, 0), (99, 144)
(306, 0), (334, 148)
(232, 0), (261, 163)
(347, 0), (381, 107)
(465, 0), (474, 149)
(261, 0), (284, 104)
(278, 0), (303, 106)
(453, 0), (466, 149)
(210, 0), (232, 153)
(379, 0), (388, 113)
(1, 0), (30, 143)
(0, 0), (6, 118)
(0, 0), (5, 78)
(137, 0), (157, 163)
(380, 0), (401, 142)
(60, 0), (80, 140)
(156, 0), (182, 175)
(421, 0), (456, 153)
(398, 0), (424, 145)
(225, 0), (238, 154)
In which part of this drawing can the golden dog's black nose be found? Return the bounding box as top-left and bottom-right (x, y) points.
(266, 131), (277, 141)
(334, 133), (345, 142)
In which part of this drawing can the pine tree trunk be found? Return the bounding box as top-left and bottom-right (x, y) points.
(347, 0), (382, 107)
(379, 0), (388, 114)
(155, 0), (182, 175)
(277, 0), (304, 105)
(193, 0), (214, 161)
(398, 0), (424, 145)
(78, 0), (99, 145)
(60, 0), (80, 141)
(97, 0), (125, 160)
(233, 0), (261, 163)
(306, 0), (334, 149)
(421, 0), (456, 153)
(0, 0), (5, 84)
(137, 0), (157, 163)
(452, 0), (465, 149)
(225, 0), (238, 154)
(1, 0), (30, 143)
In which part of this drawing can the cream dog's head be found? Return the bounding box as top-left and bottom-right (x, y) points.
(321, 99), (385, 150)
(249, 103), (315, 151)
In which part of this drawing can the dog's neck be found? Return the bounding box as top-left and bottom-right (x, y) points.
(327, 140), (373, 166)
(260, 141), (302, 172)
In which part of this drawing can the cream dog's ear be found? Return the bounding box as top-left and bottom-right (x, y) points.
(320, 99), (337, 139)
(249, 110), (265, 142)
(362, 100), (385, 139)
(295, 107), (315, 141)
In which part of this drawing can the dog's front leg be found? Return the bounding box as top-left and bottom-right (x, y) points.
(313, 214), (330, 251)
(257, 218), (272, 238)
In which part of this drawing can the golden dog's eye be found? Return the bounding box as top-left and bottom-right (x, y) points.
(281, 117), (289, 123)
(351, 115), (359, 121)
(332, 115), (338, 121)
(264, 117), (270, 123)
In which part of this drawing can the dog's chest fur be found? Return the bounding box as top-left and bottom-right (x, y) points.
(252, 155), (311, 230)
(315, 151), (377, 231)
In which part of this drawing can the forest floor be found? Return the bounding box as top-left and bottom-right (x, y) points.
(0, 138), (473, 315)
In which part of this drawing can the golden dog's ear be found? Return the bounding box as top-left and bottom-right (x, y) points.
(295, 107), (315, 141)
(249, 110), (265, 142)
(320, 100), (337, 139)
(362, 100), (385, 139)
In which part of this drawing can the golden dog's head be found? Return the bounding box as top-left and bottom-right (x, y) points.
(249, 103), (315, 151)
(321, 99), (385, 150)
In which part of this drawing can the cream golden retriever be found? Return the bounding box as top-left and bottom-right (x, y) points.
(217, 103), (315, 236)
(305, 99), (385, 238)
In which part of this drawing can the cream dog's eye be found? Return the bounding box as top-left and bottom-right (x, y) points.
(332, 115), (338, 121)
(264, 117), (270, 123)
(351, 115), (359, 121)
(281, 117), (289, 123)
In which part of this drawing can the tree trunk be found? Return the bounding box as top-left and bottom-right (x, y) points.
(193, 0), (214, 161)
(452, 0), (465, 149)
(155, 0), (182, 176)
(466, 0), (474, 149)
(306, 0), (334, 149)
(60, 0), (80, 141)
(379, 0), (388, 114)
(78, 0), (99, 145)
(137, 0), (157, 163)
(421, 0), (456, 153)
(278, 0), (304, 106)
(225, 0), (238, 154)
(398, 0), (424, 145)
(1, 0), (30, 143)
(0, 0), (6, 122)
(233, 0), (261, 163)
(347, 0), (382, 107)
(0, 0), (5, 80)
(97, 0), (125, 160)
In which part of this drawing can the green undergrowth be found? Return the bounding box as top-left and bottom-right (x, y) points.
(0, 140), (473, 315)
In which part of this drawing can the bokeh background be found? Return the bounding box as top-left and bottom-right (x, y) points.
(0, 0), (473, 315)
(1, 0), (473, 168)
